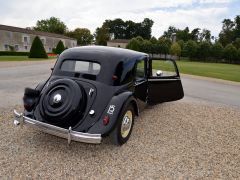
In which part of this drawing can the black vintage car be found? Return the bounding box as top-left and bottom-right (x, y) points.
(14, 46), (184, 145)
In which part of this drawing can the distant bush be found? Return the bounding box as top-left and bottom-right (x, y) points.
(0, 51), (30, 56)
(54, 40), (65, 54)
(170, 42), (181, 58)
(196, 41), (211, 60)
(237, 49), (240, 63)
(29, 36), (48, 58)
(224, 44), (238, 63)
(183, 40), (198, 59)
(126, 37), (142, 51)
(211, 42), (223, 61)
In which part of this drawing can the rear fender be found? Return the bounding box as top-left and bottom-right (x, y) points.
(35, 80), (48, 92)
(87, 91), (138, 136)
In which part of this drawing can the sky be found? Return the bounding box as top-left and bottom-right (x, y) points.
(0, 0), (239, 38)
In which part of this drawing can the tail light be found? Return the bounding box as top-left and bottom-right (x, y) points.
(103, 116), (110, 126)
(23, 97), (35, 112)
(23, 88), (40, 112)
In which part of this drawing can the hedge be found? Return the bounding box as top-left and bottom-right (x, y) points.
(54, 40), (65, 54)
(29, 36), (48, 58)
(0, 51), (30, 56)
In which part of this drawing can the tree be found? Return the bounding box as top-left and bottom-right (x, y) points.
(158, 38), (172, 59)
(197, 41), (211, 60)
(95, 26), (110, 45)
(29, 36), (48, 58)
(191, 28), (201, 41)
(200, 29), (212, 42)
(177, 40), (184, 50)
(150, 37), (158, 44)
(95, 18), (154, 42)
(234, 15), (240, 39)
(233, 38), (240, 49)
(219, 19), (235, 46)
(223, 44), (238, 63)
(163, 26), (178, 39)
(105, 18), (126, 39)
(126, 37), (141, 51)
(142, 18), (154, 39)
(183, 40), (198, 59)
(54, 40), (65, 54)
(66, 28), (93, 45)
(139, 40), (152, 54)
(176, 27), (191, 42)
(237, 49), (240, 63)
(211, 42), (223, 61)
(34, 17), (67, 34)
(170, 42), (181, 59)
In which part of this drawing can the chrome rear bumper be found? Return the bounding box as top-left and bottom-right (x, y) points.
(13, 110), (102, 144)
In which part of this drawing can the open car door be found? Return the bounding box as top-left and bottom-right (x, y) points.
(147, 59), (184, 104)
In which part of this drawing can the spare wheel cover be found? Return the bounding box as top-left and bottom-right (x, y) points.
(39, 79), (83, 126)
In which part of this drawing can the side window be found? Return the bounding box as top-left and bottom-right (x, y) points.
(135, 60), (145, 80)
(113, 61), (135, 86)
(151, 60), (177, 77)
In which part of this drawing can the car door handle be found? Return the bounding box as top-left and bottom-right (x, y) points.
(134, 81), (145, 86)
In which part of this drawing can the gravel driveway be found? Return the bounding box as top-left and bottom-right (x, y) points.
(1, 101), (240, 179)
(1, 60), (240, 179)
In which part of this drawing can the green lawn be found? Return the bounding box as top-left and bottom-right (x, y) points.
(153, 60), (240, 82)
(0, 56), (54, 61)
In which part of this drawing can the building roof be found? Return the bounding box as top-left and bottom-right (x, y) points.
(0, 24), (76, 40)
(107, 39), (130, 43)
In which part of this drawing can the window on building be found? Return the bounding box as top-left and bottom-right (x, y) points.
(23, 36), (28, 43)
(24, 46), (28, 50)
(7, 32), (12, 38)
(41, 38), (46, 45)
(4, 44), (9, 51)
(14, 45), (19, 51)
(49, 48), (52, 52)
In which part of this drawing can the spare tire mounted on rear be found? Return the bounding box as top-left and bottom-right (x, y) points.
(39, 79), (86, 127)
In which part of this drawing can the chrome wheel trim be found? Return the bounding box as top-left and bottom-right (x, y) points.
(120, 110), (133, 138)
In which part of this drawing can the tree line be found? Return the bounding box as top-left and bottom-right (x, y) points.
(127, 36), (240, 64)
(94, 18), (154, 45)
(32, 17), (154, 46)
(32, 15), (240, 64)
(126, 15), (240, 64)
(33, 17), (93, 46)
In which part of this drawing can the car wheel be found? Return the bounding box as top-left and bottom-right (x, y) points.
(110, 104), (135, 145)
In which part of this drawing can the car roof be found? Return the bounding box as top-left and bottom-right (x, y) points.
(59, 46), (147, 63)
(54, 46), (148, 85)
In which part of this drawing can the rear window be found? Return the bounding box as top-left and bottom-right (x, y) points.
(61, 60), (101, 75)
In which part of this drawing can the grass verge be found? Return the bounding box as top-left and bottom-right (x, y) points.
(153, 60), (240, 82)
(0, 56), (55, 61)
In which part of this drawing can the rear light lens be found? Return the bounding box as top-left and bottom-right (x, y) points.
(24, 103), (32, 111)
(23, 88), (39, 112)
(23, 97), (35, 112)
(103, 116), (110, 126)
(112, 75), (118, 81)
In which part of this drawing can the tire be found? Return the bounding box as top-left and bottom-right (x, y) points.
(38, 78), (85, 127)
(110, 104), (135, 145)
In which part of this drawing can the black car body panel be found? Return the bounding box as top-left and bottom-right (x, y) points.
(16, 46), (184, 144)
